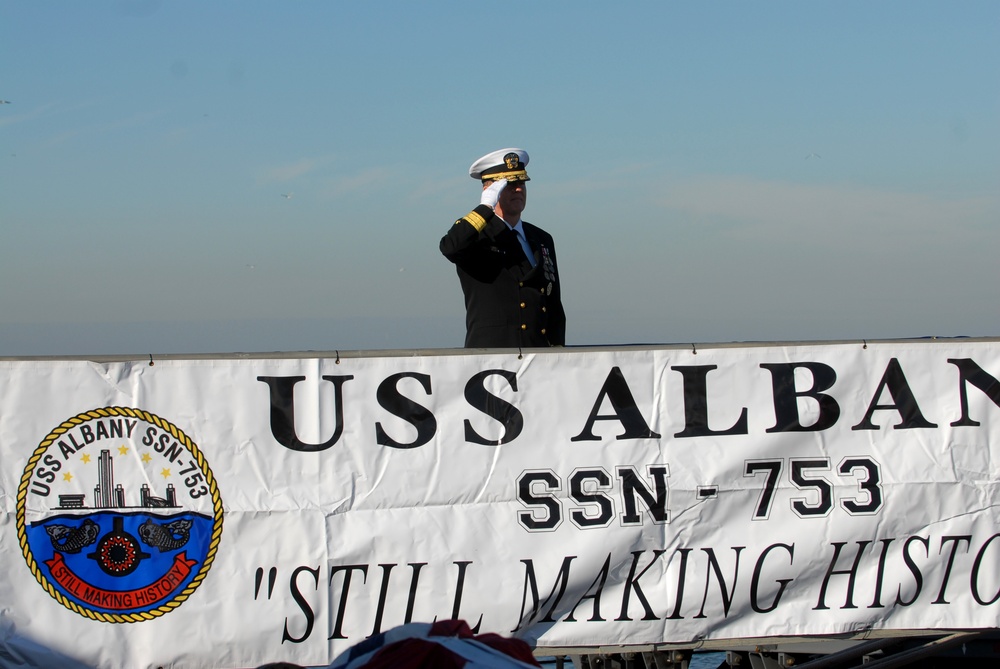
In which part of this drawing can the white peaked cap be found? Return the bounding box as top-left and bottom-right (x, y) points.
(469, 148), (530, 181)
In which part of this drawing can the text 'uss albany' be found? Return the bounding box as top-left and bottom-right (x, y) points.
(256, 355), (1000, 451)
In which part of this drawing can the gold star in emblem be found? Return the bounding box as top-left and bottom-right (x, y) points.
(81, 453), (91, 464)
(63, 472), (73, 482)
(160, 468), (171, 479)
(118, 444), (129, 456)
(141, 452), (152, 464)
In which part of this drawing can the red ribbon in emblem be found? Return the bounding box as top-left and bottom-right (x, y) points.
(45, 552), (198, 610)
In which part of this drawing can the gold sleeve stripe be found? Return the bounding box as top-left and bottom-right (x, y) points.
(462, 211), (487, 231)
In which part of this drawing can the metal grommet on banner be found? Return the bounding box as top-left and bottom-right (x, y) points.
(148, 354), (154, 367)
(863, 339), (868, 350)
(692, 343), (697, 355)
(335, 350), (341, 364)
(517, 346), (523, 360)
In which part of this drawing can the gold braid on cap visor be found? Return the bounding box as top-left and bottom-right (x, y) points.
(483, 170), (530, 182)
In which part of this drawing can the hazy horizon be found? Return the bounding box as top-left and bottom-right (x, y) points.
(3, 1), (998, 357)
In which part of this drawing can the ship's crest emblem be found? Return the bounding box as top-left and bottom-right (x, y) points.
(16, 407), (223, 622)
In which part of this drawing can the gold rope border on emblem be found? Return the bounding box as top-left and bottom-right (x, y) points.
(16, 406), (225, 624)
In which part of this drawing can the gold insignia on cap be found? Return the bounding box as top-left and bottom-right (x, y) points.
(504, 153), (520, 170)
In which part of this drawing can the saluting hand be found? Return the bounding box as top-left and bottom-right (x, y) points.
(479, 179), (507, 209)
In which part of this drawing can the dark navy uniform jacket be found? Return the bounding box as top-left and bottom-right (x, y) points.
(440, 203), (566, 348)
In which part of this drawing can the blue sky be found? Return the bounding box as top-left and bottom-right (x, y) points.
(2, 1), (998, 356)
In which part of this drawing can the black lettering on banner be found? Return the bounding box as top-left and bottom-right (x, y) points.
(178, 459), (209, 499)
(948, 358), (1000, 427)
(618, 466), (670, 525)
(463, 369), (523, 445)
(761, 362), (841, 432)
(790, 459), (834, 517)
(517, 467), (671, 531)
(672, 365), (749, 438)
(615, 550), (665, 622)
(282, 565), (320, 644)
(869, 538), (896, 609)
(666, 548), (693, 620)
(695, 547), (744, 619)
(933, 536), (972, 604)
(814, 541), (871, 610)
(328, 565), (369, 640)
(744, 460), (782, 520)
(838, 457), (883, 514)
(569, 468), (615, 529)
(43, 453), (62, 471)
(852, 358), (938, 430)
(258, 375), (355, 452)
(750, 543), (795, 614)
(745, 457), (884, 520)
(564, 553), (613, 623)
(160, 435), (185, 463)
(806, 536), (992, 609)
(514, 556), (576, 631)
(571, 367), (660, 442)
(33, 452), (61, 495)
(971, 533), (1000, 605)
(375, 372), (436, 449)
(370, 563), (400, 636)
(517, 470), (562, 531)
(403, 562), (428, 623)
(57, 439), (74, 459)
(323, 560), (487, 638)
(449, 562), (483, 632)
(897, 536), (929, 606)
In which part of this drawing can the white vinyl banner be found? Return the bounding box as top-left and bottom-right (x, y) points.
(2, 341), (1000, 668)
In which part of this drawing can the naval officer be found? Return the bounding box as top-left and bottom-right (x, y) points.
(440, 148), (566, 348)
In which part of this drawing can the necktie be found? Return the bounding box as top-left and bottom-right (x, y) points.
(517, 230), (536, 267)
